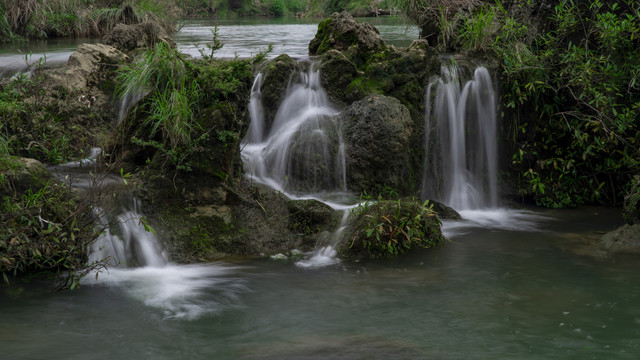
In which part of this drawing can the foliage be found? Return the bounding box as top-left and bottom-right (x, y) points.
(496, 0), (640, 207)
(0, 60), (83, 164)
(116, 33), (270, 172)
(0, 171), (105, 290)
(345, 198), (445, 259)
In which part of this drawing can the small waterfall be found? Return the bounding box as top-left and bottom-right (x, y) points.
(117, 87), (147, 125)
(89, 198), (168, 268)
(295, 210), (351, 268)
(241, 61), (346, 195)
(422, 63), (498, 210)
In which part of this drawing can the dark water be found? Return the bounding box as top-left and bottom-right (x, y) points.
(2, 206), (638, 359)
(0, 17), (418, 77)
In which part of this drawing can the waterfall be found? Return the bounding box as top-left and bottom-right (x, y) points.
(117, 86), (147, 125)
(422, 63), (498, 210)
(241, 61), (346, 196)
(295, 210), (351, 268)
(89, 199), (168, 268)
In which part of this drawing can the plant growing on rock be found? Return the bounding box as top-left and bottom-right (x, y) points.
(343, 197), (446, 259)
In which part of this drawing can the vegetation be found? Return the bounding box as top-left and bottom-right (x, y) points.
(396, 0), (640, 207)
(115, 30), (270, 173)
(344, 196), (445, 259)
(0, 0), (182, 42)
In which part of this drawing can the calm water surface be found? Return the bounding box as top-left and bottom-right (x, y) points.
(0, 17), (418, 77)
(2, 207), (638, 359)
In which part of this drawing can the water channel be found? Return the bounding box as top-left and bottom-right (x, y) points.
(1, 17), (639, 360)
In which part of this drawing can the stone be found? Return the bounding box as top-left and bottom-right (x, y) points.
(309, 12), (386, 65)
(600, 224), (640, 255)
(340, 95), (413, 193)
(102, 22), (173, 53)
(258, 54), (301, 131)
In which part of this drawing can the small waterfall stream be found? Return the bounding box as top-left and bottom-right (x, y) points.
(422, 63), (498, 210)
(241, 61), (346, 196)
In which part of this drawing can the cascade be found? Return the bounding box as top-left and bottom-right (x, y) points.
(295, 210), (351, 268)
(241, 61), (346, 197)
(117, 86), (147, 125)
(422, 62), (498, 210)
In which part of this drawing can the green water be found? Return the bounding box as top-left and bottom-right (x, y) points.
(1, 207), (638, 359)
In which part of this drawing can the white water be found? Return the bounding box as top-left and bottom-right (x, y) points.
(242, 61), (345, 195)
(423, 63), (498, 210)
(296, 210), (352, 268)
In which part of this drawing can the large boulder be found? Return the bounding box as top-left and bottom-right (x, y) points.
(309, 12), (386, 65)
(319, 49), (361, 107)
(0, 156), (54, 196)
(340, 95), (413, 193)
(102, 22), (173, 53)
(57, 43), (128, 92)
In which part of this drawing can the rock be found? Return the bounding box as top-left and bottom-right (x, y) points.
(623, 175), (640, 225)
(309, 12), (386, 65)
(102, 22), (173, 53)
(60, 43), (128, 92)
(600, 224), (640, 255)
(425, 199), (462, 220)
(288, 199), (336, 235)
(340, 95), (413, 194)
(319, 49), (360, 106)
(258, 54), (301, 131)
(340, 199), (446, 259)
(0, 156), (54, 196)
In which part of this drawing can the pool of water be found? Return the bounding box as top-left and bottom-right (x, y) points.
(2, 206), (638, 359)
(0, 16), (418, 77)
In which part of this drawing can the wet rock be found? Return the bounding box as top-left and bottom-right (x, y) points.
(288, 199), (337, 235)
(426, 199), (462, 220)
(258, 54), (301, 130)
(309, 12), (386, 65)
(340, 95), (413, 194)
(340, 198), (446, 259)
(600, 224), (640, 255)
(319, 49), (360, 106)
(102, 22), (173, 53)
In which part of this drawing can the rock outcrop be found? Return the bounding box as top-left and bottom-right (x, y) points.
(102, 21), (173, 53)
(309, 11), (386, 65)
(341, 95), (413, 194)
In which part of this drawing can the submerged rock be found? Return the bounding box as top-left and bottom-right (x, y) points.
(340, 95), (413, 194)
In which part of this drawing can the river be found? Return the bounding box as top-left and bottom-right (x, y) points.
(1, 17), (639, 360)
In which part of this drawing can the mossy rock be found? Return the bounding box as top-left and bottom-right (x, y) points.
(340, 198), (446, 259)
(0, 156), (55, 196)
(287, 199), (337, 235)
(599, 224), (640, 255)
(309, 12), (386, 66)
(340, 95), (413, 194)
(258, 54), (301, 130)
(319, 49), (361, 106)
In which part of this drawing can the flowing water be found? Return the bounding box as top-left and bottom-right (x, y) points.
(2, 207), (637, 359)
(2, 19), (638, 360)
(0, 17), (418, 77)
(423, 61), (498, 210)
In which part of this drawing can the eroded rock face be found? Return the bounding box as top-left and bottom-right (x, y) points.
(340, 95), (413, 193)
(55, 43), (128, 92)
(309, 12), (386, 64)
(102, 22), (173, 53)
